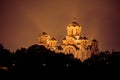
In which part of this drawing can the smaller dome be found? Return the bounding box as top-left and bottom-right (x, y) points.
(92, 39), (98, 42)
(51, 37), (56, 40)
(83, 36), (88, 40)
(42, 32), (47, 35)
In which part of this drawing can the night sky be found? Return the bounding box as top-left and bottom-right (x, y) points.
(0, 0), (120, 52)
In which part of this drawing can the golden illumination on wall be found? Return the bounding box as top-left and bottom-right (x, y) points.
(38, 20), (99, 62)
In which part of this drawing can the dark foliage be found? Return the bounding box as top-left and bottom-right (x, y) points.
(0, 44), (120, 79)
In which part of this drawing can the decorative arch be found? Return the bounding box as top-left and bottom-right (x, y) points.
(63, 45), (77, 58)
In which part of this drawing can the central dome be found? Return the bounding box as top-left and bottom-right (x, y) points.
(68, 21), (80, 27)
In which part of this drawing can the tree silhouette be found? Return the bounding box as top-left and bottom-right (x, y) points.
(0, 43), (120, 79)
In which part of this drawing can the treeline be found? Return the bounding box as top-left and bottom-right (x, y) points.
(0, 44), (120, 79)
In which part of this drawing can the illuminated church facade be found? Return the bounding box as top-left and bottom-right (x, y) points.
(38, 21), (99, 62)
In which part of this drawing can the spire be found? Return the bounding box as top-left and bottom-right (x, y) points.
(73, 17), (76, 22)
(72, 17), (77, 22)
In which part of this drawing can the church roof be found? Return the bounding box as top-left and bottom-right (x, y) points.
(71, 36), (77, 40)
(72, 22), (79, 26)
(79, 36), (88, 40)
(69, 21), (80, 27)
(83, 36), (88, 40)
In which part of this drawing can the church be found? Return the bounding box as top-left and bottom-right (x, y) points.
(38, 20), (99, 62)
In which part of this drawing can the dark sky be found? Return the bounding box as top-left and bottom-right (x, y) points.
(0, 0), (120, 52)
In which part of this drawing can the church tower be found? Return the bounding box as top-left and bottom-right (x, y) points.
(48, 37), (57, 51)
(38, 32), (50, 48)
(38, 32), (57, 51)
(91, 38), (99, 55)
